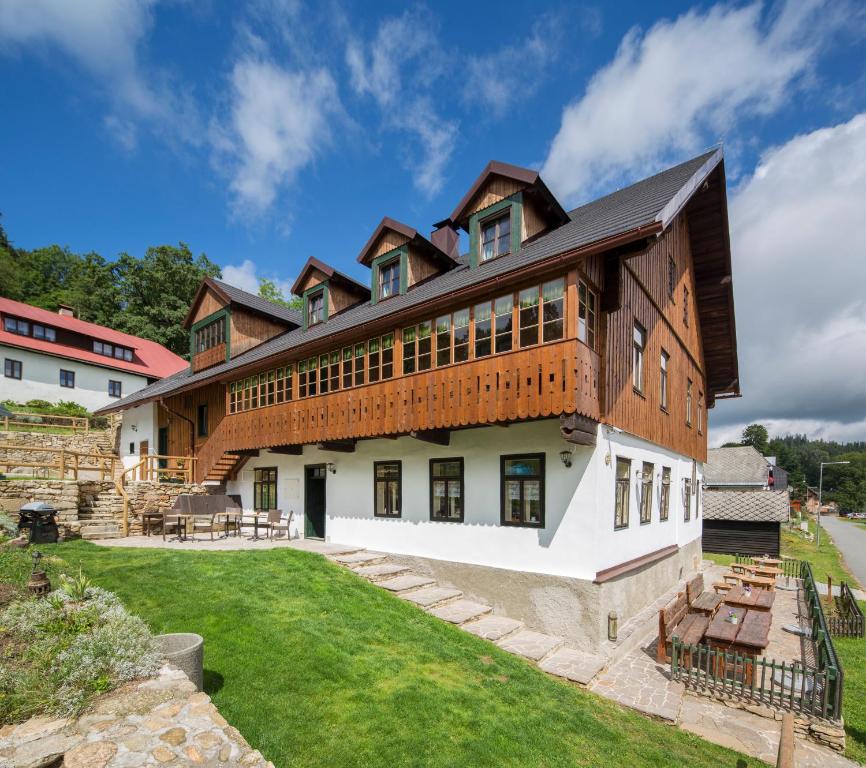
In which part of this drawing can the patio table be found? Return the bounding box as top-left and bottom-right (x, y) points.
(723, 585), (775, 612)
(218, 510), (241, 538)
(755, 557), (782, 567)
(748, 565), (783, 578)
(739, 573), (776, 591)
(704, 604), (771, 684)
(177, 513), (196, 542)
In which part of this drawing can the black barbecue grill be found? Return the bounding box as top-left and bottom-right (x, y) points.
(18, 502), (60, 544)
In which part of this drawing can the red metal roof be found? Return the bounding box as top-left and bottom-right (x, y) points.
(0, 297), (187, 379)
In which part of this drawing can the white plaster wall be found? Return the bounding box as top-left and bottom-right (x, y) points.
(227, 418), (703, 581)
(0, 345), (148, 412)
(119, 403), (158, 470)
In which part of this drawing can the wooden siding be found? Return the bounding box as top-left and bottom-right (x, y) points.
(373, 231), (410, 259)
(407, 244), (440, 288)
(190, 290), (226, 326)
(602, 215), (707, 462)
(230, 309), (285, 357)
(329, 282), (362, 315)
(296, 267), (329, 295)
(465, 178), (524, 218)
(522, 198), (547, 241)
(196, 339), (599, 474)
(158, 381), (226, 458)
(702, 520), (781, 558)
(192, 343), (226, 373)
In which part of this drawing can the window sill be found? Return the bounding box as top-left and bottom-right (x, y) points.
(660, 517), (669, 523)
(660, 406), (669, 414)
(633, 387), (645, 399)
(640, 519), (651, 526)
(614, 524), (629, 531)
(430, 517), (464, 524)
(501, 520), (544, 529)
(374, 513), (402, 519)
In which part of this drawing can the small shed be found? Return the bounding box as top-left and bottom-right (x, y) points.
(702, 490), (790, 557)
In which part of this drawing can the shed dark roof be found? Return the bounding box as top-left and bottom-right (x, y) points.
(97, 149), (725, 414)
(704, 446), (769, 487)
(703, 490), (790, 522)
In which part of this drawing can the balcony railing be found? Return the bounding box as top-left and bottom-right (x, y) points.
(192, 343), (227, 372)
(212, 338), (599, 454)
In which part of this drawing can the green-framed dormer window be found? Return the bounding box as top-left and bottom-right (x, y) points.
(378, 257), (401, 300)
(370, 246), (409, 305)
(468, 193), (523, 268)
(480, 211), (511, 262)
(307, 289), (325, 326)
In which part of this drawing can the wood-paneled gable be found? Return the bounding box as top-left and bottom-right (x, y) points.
(190, 291), (226, 325)
(465, 178), (524, 219)
(295, 267), (329, 294)
(602, 213), (707, 462)
(522, 198), (548, 242)
(230, 309), (286, 357)
(406, 244), (442, 288)
(373, 231), (410, 259)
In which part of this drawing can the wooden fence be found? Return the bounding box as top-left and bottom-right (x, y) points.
(671, 561), (844, 720)
(2, 412), (90, 432)
(0, 443), (117, 481)
(735, 554), (803, 579)
(828, 582), (865, 638)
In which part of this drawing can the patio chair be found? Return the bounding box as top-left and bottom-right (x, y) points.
(270, 510), (294, 539)
(262, 509), (283, 539)
(162, 510), (183, 541)
(192, 512), (218, 541)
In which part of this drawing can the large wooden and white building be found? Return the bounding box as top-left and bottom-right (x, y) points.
(99, 150), (740, 643)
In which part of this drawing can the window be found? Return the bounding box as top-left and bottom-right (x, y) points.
(453, 309), (470, 363)
(474, 301), (492, 358)
(480, 211), (510, 262)
(640, 462), (653, 524)
(354, 342), (366, 386)
(683, 286), (689, 326)
(378, 258), (401, 300)
(578, 280), (597, 349)
(329, 350), (341, 392)
(4, 358), (22, 379)
(698, 391), (704, 434)
(501, 453), (545, 527)
(402, 321), (431, 374)
(683, 478), (692, 521)
(196, 403), (208, 437)
(32, 324), (56, 342)
(342, 346), (354, 387)
(3, 317), (29, 335)
(319, 353), (331, 394)
(60, 369), (75, 388)
(494, 294), (513, 353)
(430, 458), (464, 522)
(695, 481), (701, 519)
(518, 287), (539, 347)
(668, 255), (676, 299)
(660, 467), (671, 521)
(435, 314), (451, 366)
(632, 322), (646, 393)
(108, 380), (122, 398)
(615, 457), (631, 529)
(307, 290), (325, 326)
(194, 316), (226, 354)
(254, 468), (277, 510)
(686, 378), (693, 426)
(541, 278), (565, 342)
(367, 334), (394, 382)
(374, 461), (401, 517)
(660, 350), (669, 410)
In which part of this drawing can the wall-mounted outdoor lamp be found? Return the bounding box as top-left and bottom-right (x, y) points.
(326, 462), (337, 475)
(559, 449), (573, 468)
(608, 611), (618, 642)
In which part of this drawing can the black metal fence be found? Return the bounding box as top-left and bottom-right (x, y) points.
(671, 560), (844, 719)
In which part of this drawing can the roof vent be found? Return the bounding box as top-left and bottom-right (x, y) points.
(431, 220), (459, 261)
(57, 304), (75, 317)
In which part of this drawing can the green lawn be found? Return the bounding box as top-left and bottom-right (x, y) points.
(12, 541), (756, 768)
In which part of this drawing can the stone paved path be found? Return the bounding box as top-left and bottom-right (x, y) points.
(329, 548), (852, 767)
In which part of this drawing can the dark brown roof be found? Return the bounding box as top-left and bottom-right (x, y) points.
(290, 256), (371, 299)
(703, 490), (790, 522)
(97, 150), (733, 415)
(449, 160), (569, 231)
(356, 216), (459, 269)
(183, 277), (302, 329)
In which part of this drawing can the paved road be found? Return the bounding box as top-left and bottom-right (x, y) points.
(819, 514), (866, 588)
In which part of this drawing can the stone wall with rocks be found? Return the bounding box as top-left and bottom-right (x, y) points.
(0, 479), (219, 539)
(0, 428), (118, 480)
(0, 664), (274, 767)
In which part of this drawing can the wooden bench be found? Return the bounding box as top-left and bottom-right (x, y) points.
(686, 573), (723, 615)
(713, 581), (733, 595)
(657, 592), (709, 662)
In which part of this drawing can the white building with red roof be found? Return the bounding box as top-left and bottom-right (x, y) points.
(1, 297), (187, 412)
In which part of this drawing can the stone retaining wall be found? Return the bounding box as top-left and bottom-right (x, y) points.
(0, 428), (118, 479)
(0, 664), (274, 767)
(123, 482), (215, 536)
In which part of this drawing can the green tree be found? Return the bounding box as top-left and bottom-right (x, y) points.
(258, 278), (302, 310)
(115, 243), (221, 358)
(0, 215), (22, 300)
(741, 423), (770, 455)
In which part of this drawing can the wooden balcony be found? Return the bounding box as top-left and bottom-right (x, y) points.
(192, 343), (227, 373)
(214, 338), (599, 453)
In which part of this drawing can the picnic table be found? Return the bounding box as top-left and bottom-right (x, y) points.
(755, 556), (782, 567)
(723, 585), (775, 612)
(750, 565), (783, 578)
(704, 603), (771, 683)
(739, 573), (776, 590)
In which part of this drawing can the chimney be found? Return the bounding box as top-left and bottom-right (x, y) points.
(431, 219), (460, 261)
(57, 304), (75, 318)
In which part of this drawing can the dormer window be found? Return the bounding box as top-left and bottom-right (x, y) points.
(481, 211), (511, 262)
(378, 258), (401, 300)
(307, 290), (325, 326)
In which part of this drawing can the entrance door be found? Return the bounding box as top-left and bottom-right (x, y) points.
(304, 464), (327, 539)
(157, 428), (169, 470)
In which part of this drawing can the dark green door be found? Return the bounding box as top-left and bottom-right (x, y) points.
(157, 428), (169, 470)
(305, 465), (326, 539)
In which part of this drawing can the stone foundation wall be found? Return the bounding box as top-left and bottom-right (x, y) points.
(0, 479), (83, 536)
(123, 482), (216, 536)
(0, 428), (118, 479)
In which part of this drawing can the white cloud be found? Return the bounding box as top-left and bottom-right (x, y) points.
(709, 112), (866, 442)
(541, 0), (843, 205)
(0, 0), (197, 149)
(212, 57), (341, 214)
(345, 8), (456, 197)
(222, 258), (293, 297)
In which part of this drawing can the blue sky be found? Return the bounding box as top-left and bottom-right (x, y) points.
(1, 0), (866, 443)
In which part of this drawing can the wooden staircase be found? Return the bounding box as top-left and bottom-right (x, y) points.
(203, 452), (250, 483)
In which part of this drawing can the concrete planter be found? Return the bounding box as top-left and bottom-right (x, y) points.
(156, 633), (203, 691)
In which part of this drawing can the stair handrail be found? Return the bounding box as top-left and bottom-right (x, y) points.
(114, 458), (147, 537)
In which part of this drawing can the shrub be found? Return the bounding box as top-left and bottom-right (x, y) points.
(0, 585), (161, 722)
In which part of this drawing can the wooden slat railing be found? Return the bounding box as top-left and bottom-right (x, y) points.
(0, 443), (116, 480)
(2, 412), (90, 432)
(828, 582), (865, 638)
